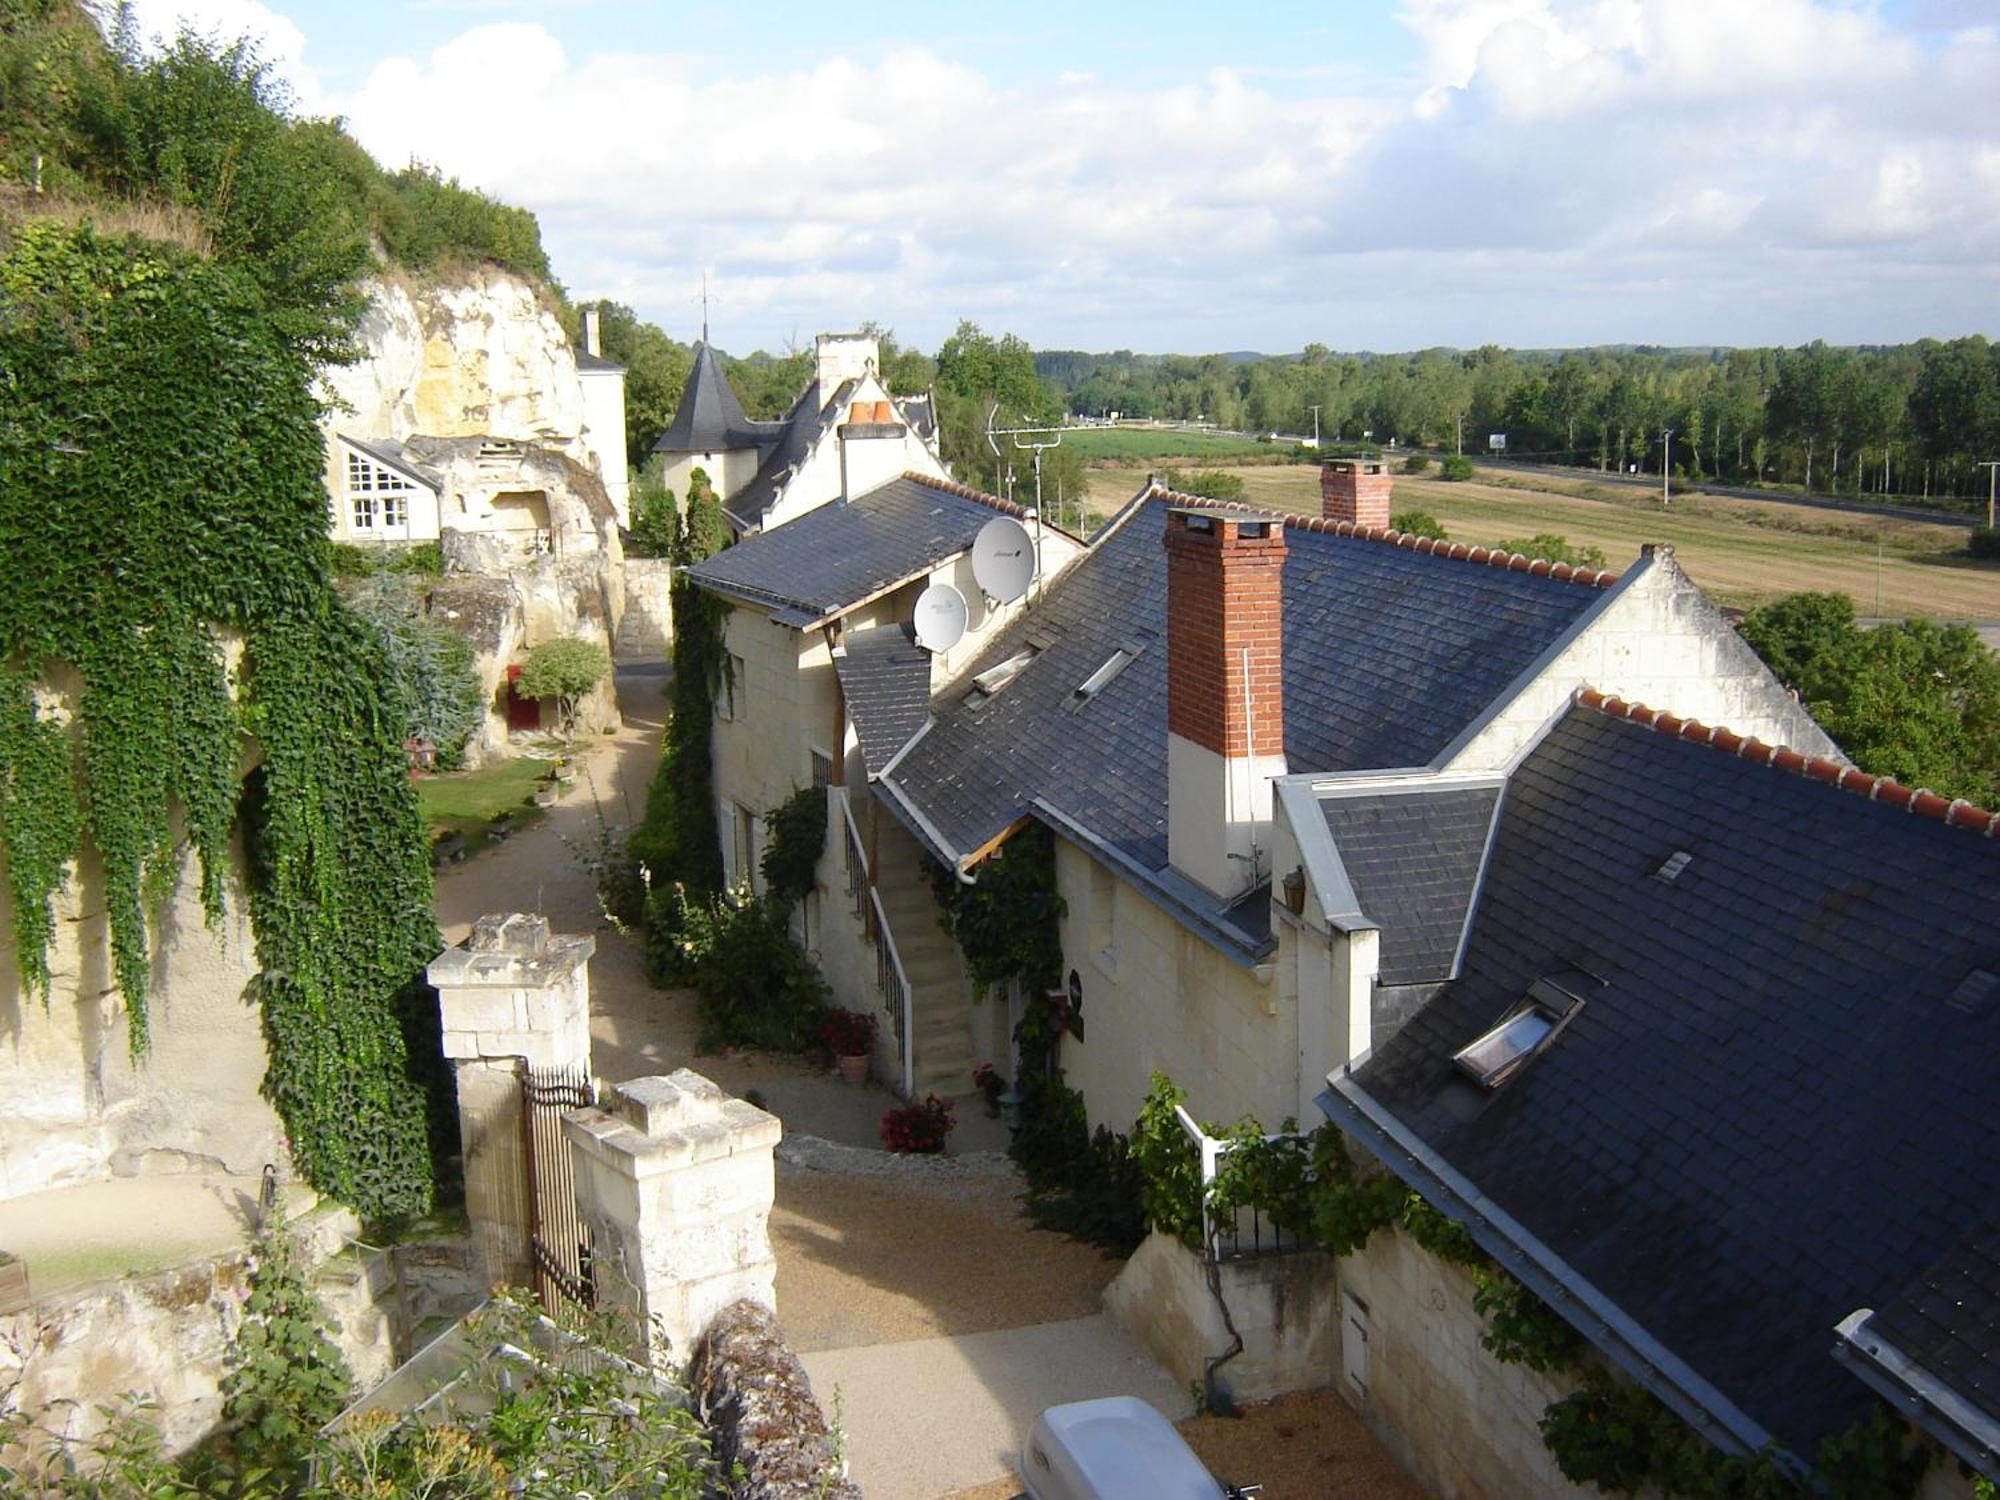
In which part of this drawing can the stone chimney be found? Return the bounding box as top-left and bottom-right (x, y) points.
(1321, 458), (1392, 528)
(583, 307), (602, 359)
(816, 331), (880, 411)
(1164, 507), (1289, 899)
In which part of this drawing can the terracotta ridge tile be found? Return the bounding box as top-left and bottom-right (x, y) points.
(1142, 484), (1627, 591)
(1573, 687), (2000, 838)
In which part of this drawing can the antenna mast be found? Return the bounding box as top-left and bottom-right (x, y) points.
(985, 404), (1073, 532)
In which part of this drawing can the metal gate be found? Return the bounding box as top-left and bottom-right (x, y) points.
(519, 1061), (596, 1314)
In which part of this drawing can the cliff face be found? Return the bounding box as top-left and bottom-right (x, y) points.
(322, 269), (589, 459)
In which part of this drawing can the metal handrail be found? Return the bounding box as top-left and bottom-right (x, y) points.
(1175, 1104), (1305, 1263)
(834, 787), (916, 1096)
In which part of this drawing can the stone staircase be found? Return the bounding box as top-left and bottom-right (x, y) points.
(871, 837), (978, 1100)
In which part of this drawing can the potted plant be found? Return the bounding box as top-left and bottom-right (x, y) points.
(972, 1062), (1005, 1119)
(880, 1095), (956, 1154)
(821, 1008), (878, 1085)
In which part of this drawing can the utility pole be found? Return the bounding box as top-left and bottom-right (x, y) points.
(1455, 413), (1464, 456)
(1980, 460), (1999, 530)
(1308, 405), (1321, 447)
(1661, 427), (1674, 506)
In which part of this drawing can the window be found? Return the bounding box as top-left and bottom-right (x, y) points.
(1453, 1005), (1556, 1088)
(716, 653), (745, 721)
(1452, 975), (1590, 1088)
(1073, 649), (1135, 705)
(1089, 861), (1115, 965)
(344, 448), (420, 535)
(811, 749), (834, 788)
(734, 802), (757, 894)
(971, 647), (1037, 698)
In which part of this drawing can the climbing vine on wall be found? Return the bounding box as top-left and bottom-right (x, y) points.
(0, 221), (443, 1218)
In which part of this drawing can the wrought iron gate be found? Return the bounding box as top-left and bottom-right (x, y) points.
(519, 1061), (596, 1314)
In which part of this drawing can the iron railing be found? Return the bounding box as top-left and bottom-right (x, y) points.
(834, 787), (916, 1097)
(1174, 1104), (1306, 1264)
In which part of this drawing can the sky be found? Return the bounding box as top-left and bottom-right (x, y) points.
(115, 0), (2000, 357)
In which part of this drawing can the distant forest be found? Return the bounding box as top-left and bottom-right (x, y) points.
(1032, 340), (2000, 505)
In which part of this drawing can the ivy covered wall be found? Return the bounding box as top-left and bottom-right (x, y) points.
(0, 221), (444, 1219)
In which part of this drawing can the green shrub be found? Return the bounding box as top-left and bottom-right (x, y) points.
(760, 785), (827, 913)
(1129, 1072), (1204, 1249)
(1968, 526), (2000, 560)
(349, 580), (485, 764)
(1162, 467), (1248, 501)
(628, 473), (679, 560)
(1493, 533), (1608, 569)
(1010, 1070), (1146, 1256)
(1390, 509), (1447, 540)
(1439, 453), (1475, 481)
(516, 637), (611, 738)
(687, 894), (829, 1051)
(1401, 452), (1432, 474)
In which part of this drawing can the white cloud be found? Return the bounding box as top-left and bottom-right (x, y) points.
(116, 0), (323, 109)
(273, 2), (2000, 349)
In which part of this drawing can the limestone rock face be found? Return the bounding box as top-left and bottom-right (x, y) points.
(322, 270), (587, 456)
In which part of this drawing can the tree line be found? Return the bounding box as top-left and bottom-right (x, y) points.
(1037, 339), (2000, 506)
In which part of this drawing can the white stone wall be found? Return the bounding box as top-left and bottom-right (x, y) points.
(1053, 840), (1292, 1132)
(578, 369), (630, 528)
(616, 558), (675, 659)
(0, 830), (285, 1203)
(1338, 1227), (1605, 1500)
(661, 449), (764, 511)
(1447, 551), (1837, 772)
(1105, 1231), (1343, 1405)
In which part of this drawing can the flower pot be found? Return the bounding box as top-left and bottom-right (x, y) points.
(836, 1052), (869, 1086)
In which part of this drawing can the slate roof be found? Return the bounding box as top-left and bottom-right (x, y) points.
(835, 623), (932, 776)
(1319, 782), (1503, 985)
(688, 473), (1017, 627)
(721, 378), (856, 531)
(877, 490), (1616, 955)
(339, 433), (444, 491)
(651, 342), (781, 456)
(1863, 1222), (2000, 1447)
(575, 349), (624, 374)
(1332, 700), (2000, 1460)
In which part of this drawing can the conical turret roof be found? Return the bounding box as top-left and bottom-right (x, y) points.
(652, 342), (781, 455)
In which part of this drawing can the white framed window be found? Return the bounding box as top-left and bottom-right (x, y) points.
(344, 448), (419, 535)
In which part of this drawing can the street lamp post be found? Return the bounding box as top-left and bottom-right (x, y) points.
(1980, 460), (1999, 530)
(1661, 428), (1675, 506)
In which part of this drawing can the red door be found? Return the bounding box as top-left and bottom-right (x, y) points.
(505, 664), (542, 732)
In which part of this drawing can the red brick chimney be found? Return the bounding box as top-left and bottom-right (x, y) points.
(1321, 459), (1392, 528)
(1164, 506), (1289, 898)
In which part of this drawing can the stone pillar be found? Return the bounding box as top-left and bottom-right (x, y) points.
(564, 1070), (781, 1366)
(428, 913), (595, 1285)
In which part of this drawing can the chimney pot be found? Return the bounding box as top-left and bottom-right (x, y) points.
(1321, 459), (1392, 528)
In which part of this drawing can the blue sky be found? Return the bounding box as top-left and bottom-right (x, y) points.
(124, 0), (2000, 356)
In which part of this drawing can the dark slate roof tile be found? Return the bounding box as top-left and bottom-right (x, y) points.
(651, 342), (782, 456)
(1351, 706), (2000, 1458)
(835, 623), (931, 775)
(1868, 1223), (2000, 1431)
(689, 474), (1006, 622)
(1320, 784), (1503, 984)
(880, 493), (1606, 948)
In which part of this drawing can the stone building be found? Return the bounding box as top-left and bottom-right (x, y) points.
(654, 331), (945, 539)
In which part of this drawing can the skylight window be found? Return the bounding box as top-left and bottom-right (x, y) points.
(1946, 968), (1999, 1017)
(1453, 1004), (1557, 1088)
(972, 647), (1037, 697)
(1653, 850), (1695, 883)
(1452, 976), (1590, 1089)
(1074, 649), (1135, 704)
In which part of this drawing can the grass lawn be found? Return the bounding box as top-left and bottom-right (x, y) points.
(1086, 462), (2000, 620)
(1062, 426), (1280, 464)
(416, 753), (554, 851)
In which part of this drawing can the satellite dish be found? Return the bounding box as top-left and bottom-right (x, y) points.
(913, 583), (969, 654)
(972, 516), (1036, 604)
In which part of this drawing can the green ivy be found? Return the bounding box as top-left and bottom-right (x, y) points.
(0, 221), (442, 1219)
(760, 784), (827, 914)
(928, 822), (1067, 998)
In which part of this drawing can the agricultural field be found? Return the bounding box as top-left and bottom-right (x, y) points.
(1060, 425), (1279, 463)
(1086, 461), (1999, 622)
